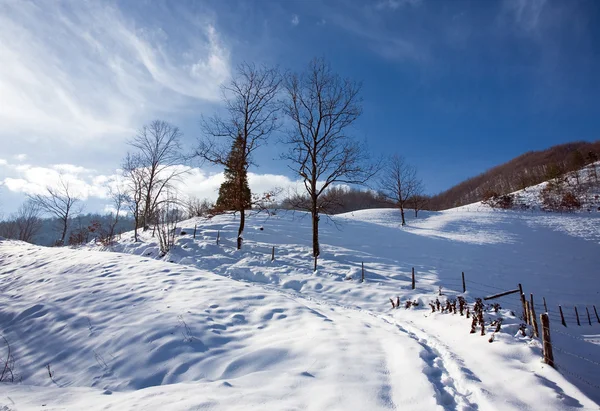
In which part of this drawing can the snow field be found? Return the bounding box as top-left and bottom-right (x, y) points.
(1, 206), (600, 409)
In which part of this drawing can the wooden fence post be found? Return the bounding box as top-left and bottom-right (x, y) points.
(519, 284), (528, 324)
(193, 225), (197, 239)
(314, 255), (317, 272)
(559, 305), (566, 327)
(540, 313), (555, 368)
(462, 272), (466, 293)
(525, 300), (531, 326)
(586, 307), (592, 326)
(575, 307), (580, 326)
(411, 267), (415, 290)
(217, 230), (220, 245)
(361, 262), (365, 283)
(271, 246), (275, 262)
(594, 305), (600, 324)
(543, 297), (548, 313)
(530, 294), (539, 338)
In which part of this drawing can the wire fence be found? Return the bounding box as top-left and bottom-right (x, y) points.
(420, 270), (600, 397)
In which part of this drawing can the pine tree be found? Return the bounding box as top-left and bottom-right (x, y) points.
(216, 135), (251, 211)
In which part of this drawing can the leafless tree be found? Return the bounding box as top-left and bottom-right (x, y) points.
(127, 120), (186, 231)
(282, 58), (377, 263)
(29, 177), (82, 245)
(106, 184), (127, 244)
(122, 153), (145, 242)
(379, 155), (420, 226)
(409, 179), (429, 218)
(155, 191), (180, 256)
(195, 63), (281, 249)
(14, 200), (43, 242)
(184, 196), (213, 218)
(0, 219), (18, 240)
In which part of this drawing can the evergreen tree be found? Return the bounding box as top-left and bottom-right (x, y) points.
(216, 135), (251, 211)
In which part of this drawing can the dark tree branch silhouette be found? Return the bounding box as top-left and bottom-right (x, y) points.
(282, 58), (377, 263)
(379, 155), (419, 226)
(195, 63), (281, 249)
(29, 177), (82, 246)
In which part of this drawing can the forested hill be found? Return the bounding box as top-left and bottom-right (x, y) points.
(427, 141), (600, 210)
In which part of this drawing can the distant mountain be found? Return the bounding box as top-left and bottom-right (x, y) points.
(427, 141), (600, 210)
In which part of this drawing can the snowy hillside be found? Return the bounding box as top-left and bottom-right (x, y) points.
(459, 161), (600, 212)
(1, 207), (600, 410)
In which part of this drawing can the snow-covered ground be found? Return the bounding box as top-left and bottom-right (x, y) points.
(1, 207), (600, 410)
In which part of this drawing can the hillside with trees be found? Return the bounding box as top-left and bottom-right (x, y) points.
(427, 141), (600, 210)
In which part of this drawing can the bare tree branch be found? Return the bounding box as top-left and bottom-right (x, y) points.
(281, 57), (377, 260)
(194, 63), (281, 249)
(379, 155), (420, 226)
(29, 176), (83, 245)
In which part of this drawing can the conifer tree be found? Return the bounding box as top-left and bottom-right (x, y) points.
(216, 135), (251, 211)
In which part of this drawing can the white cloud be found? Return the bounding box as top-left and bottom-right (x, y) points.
(13, 154), (27, 162)
(0, 159), (7, 166)
(0, 160), (304, 210)
(291, 15), (300, 26)
(0, 1), (230, 147)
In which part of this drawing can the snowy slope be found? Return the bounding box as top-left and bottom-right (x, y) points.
(1, 206), (600, 410)
(456, 161), (600, 213)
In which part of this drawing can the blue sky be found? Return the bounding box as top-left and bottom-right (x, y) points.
(0, 0), (598, 214)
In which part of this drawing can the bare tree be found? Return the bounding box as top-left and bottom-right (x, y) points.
(409, 179), (429, 218)
(14, 200), (43, 242)
(122, 153), (145, 242)
(0, 219), (18, 240)
(127, 120), (186, 230)
(195, 63), (281, 249)
(106, 184), (127, 244)
(184, 196), (213, 218)
(379, 155), (420, 226)
(29, 177), (82, 245)
(282, 58), (377, 263)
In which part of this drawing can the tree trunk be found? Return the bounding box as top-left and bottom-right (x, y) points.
(237, 209), (245, 250)
(311, 197), (320, 259)
(59, 218), (68, 246)
(400, 207), (406, 226)
(414, 208), (418, 217)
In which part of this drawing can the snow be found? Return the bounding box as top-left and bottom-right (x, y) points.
(1, 206), (600, 410)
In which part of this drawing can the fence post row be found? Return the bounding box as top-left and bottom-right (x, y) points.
(559, 305), (566, 327)
(462, 272), (466, 293)
(519, 284), (528, 324)
(361, 262), (365, 283)
(530, 294), (539, 338)
(540, 313), (555, 368)
(594, 305), (600, 324)
(575, 306), (580, 326)
(586, 307), (592, 326)
(411, 267), (415, 290)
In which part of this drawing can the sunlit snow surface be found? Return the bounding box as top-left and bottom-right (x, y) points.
(1, 207), (599, 410)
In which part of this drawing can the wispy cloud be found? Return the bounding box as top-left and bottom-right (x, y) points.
(501, 0), (548, 32)
(376, 0), (423, 11)
(291, 14), (300, 26)
(0, 1), (231, 147)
